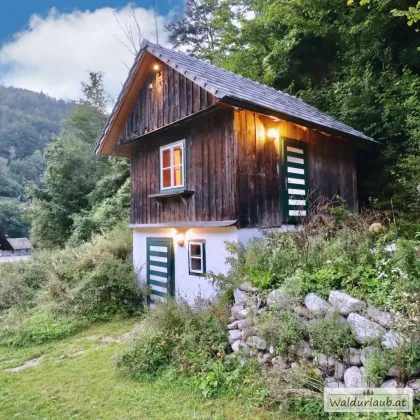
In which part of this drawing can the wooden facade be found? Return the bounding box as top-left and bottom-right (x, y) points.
(129, 104), (358, 227)
(119, 61), (217, 144)
(234, 111), (358, 227)
(119, 58), (361, 228)
(131, 107), (237, 225)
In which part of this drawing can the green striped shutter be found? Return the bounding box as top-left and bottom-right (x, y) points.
(282, 139), (309, 222)
(146, 238), (174, 305)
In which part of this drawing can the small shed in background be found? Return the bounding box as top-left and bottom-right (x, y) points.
(0, 233), (32, 256)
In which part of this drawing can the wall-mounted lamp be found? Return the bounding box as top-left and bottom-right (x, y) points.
(153, 64), (163, 87)
(175, 232), (185, 247)
(267, 128), (279, 140)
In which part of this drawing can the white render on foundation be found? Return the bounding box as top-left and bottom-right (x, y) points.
(133, 226), (238, 303)
(133, 225), (301, 304)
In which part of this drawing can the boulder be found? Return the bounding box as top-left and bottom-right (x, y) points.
(360, 346), (380, 366)
(387, 365), (399, 377)
(315, 354), (328, 367)
(408, 379), (420, 391)
(227, 321), (239, 330)
(231, 305), (245, 320)
(381, 379), (404, 388)
(315, 354), (336, 368)
(246, 336), (267, 350)
(366, 306), (395, 329)
(295, 341), (313, 359)
(231, 340), (250, 355)
(324, 377), (346, 388)
(266, 288), (289, 309)
(238, 282), (259, 293)
(304, 293), (331, 316)
(329, 291), (366, 315)
(343, 348), (362, 366)
(237, 319), (250, 330)
(228, 329), (242, 344)
(272, 356), (288, 369)
(233, 288), (247, 305)
(324, 310), (348, 327)
(293, 305), (313, 319)
(347, 313), (386, 343)
(408, 379), (420, 399)
(344, 366), (369, 388)
(382, 331), (405, 349)
(257, 352), (273, 365)
(290, 362), (300, 369)
(334, 362), (347, 381)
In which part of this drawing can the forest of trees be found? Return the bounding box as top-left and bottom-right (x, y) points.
(0, 86), (76, 237)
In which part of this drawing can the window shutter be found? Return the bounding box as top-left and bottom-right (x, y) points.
(282, 139), (309, 222)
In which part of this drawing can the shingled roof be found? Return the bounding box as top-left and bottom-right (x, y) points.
(96, 40), (375, 154)
(6, 238), (32, 251)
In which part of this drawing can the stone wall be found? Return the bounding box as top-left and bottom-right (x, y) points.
(228, 284), (419, 397)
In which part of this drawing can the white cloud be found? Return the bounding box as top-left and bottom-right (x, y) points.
(0, 4), (172, 101)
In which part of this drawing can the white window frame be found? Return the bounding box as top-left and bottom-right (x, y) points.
(188, 241), (205, 275)
(160, 140), (185, 191)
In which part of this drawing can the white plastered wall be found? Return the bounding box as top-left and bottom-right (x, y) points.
(133, 226), (238, 304)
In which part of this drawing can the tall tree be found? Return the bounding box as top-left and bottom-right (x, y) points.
(30, 72), (130, 248)
(166, 0), (420, 219)
(165, 0), (242, 62)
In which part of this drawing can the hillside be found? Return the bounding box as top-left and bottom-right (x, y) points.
(0, 85), (76, 160)
(0, 86), (76, 201)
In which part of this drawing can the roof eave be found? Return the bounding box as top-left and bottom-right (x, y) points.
(220, 97), (379, 146)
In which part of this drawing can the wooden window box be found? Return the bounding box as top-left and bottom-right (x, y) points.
(149, 189), (195, 205)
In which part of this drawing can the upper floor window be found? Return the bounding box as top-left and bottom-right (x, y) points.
(160, 140), (185, 190)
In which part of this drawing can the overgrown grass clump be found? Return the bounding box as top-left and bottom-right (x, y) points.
(115, 299), (267, 399)
(0, 224), (143, 346)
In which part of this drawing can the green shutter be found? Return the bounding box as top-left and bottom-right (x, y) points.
(282, 139), (309, 222)
(146, 238), (175, 305)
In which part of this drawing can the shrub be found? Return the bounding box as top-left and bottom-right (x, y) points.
(257, 309), (305, 358)
(194, 357), (261, 398)
(115, 330), (175, 377)
(71, 258), (143, 319)
(307, 314), (356, 358)
(0, 225), (143, 346)
(362, 349), (394, 386)
(115, 299), (229, 377)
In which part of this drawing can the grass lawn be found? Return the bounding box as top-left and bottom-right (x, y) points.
(0, 319), (285, 420)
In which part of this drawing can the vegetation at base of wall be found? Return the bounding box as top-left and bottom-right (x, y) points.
(0, 225), (143, 347)
(212, 205), (420, 314)
(115, 299), (271, 400)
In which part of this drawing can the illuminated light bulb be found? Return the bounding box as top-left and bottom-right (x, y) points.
(267, 128), (278, 139)
(175, 233), (185, 247)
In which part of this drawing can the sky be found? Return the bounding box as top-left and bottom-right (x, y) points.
(0, 1), (184, 101)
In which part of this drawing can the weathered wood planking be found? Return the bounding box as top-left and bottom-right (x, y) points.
(120, 61), (217, 143)
(234, 110), (358, 227)
(130, 108), (237, 225)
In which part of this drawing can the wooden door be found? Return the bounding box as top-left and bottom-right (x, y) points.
(146, 238), (174, 305)
(282, 139), (309, 221)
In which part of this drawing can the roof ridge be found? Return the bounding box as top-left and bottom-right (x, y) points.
(147, 41), (308, 103)
(96, 38), (375, 154)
